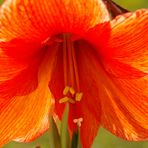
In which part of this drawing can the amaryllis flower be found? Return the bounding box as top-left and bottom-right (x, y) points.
(0, 0), (148, 147)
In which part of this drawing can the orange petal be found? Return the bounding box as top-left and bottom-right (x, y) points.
(0, 41), (43, 87)
(0, 80), (52, 146)
(103, 9), (148, 73)
(98, 10), (148, 140)
(0, 39), (42, 59)
(103, 59), (146, 79)
(0, 47), (28, 82)
(99, 11), (148, 139)
(0, 44), (43, 100)
(72, 40), (148, 141)
(0, 45), (57, 146)
(100, 75), (148, 140)
(0, 0), (109, 42)
(79, 107), (100, 148)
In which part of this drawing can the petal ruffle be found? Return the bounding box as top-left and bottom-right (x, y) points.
(0, 0), (109, 42)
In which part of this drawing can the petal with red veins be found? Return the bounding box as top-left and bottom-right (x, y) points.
(0, 44), (58, 146)
(73, 30), (148, 141)
(103, 9), (148, 73)
(99, 9), (148, 139)
(0, 81), (52, 146)
(0, 0), (109, 42)
(100, 75), (148, 140)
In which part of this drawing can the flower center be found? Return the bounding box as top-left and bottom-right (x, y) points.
(56, 34), (83, 104)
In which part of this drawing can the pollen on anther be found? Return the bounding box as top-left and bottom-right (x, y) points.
(59, 96), (75, 104)
(75, 92), (83, 101)
(59, 97), (69, 104)
(69, 87), (75, 95)
(63, 86), (70, 95)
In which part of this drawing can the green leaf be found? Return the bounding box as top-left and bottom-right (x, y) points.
(49, 116), (61, 148)
(60, 104), (70, 148)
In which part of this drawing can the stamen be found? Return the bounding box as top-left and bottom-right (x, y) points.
(63, 86), (70, 95)
(71, 42), (80, 90)
(69, 87), (75, 96)
(75, 92), (83, 102)
(67, 35), (75, 86)
(59, 97), (70, 104)
(60, 34), (83, 105)
(60, 86), (83, 104)
(63, 35), (68, 85)
(73, 118), (83, 127)
(59, 97), (75, 104)
(63, 34), (80, 90)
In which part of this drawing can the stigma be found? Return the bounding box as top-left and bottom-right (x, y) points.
(73, 117), (83, 127)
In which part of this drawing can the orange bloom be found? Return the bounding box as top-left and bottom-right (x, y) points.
(0, 0), (148, 147)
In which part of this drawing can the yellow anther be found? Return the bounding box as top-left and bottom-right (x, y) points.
(60, 86), (82, 104)
(69, 87), (75, 95)
(73, 118), (83, 127)
(59, 97), (75, 104)
(63, 86), (70, 95)
(59, 97), (69, 104)
(75, 92), (83, 101)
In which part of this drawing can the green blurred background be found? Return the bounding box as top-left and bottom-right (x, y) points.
(0, 0), (148, 148)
